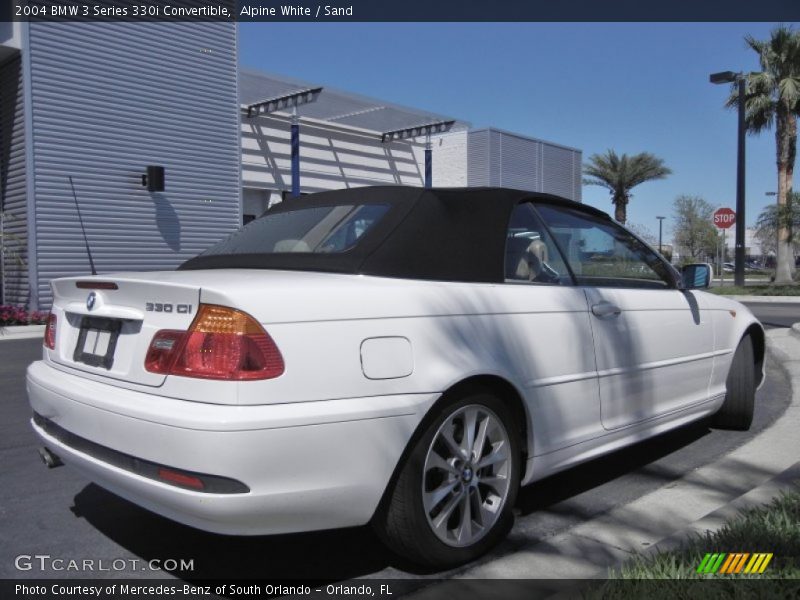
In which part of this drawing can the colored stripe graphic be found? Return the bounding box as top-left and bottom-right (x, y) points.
(697, 552), (773, 574)
(719, 553), (737, 574)
(697, 553), (727, 573)
(710, 553), (726, 573)
(732, 553), (750, 573)
(744, 553), (774, 574)
(696, 553), (714, 573)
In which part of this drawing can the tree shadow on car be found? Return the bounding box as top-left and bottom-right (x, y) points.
(515, 360), (786, 523)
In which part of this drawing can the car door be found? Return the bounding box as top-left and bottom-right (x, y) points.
(535, 203), (714, 431)
(502, 202), (601, 455)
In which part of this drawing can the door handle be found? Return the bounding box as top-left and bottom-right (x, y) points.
(591, 302), (621, 318)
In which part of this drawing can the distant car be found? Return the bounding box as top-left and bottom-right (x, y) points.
(28, 187), (765, 567)
(724, 262), (765, 273)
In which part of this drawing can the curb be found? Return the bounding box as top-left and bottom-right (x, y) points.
(636, 459), (800, 559)
(0, 325), (45, 341)
(721, 295), (800, 303)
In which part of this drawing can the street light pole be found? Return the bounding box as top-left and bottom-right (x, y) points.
(656, 216), (665, 255)
(710, 70), (747, 287)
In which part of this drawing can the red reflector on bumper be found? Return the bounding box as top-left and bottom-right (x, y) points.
(157, 467), (205, 490)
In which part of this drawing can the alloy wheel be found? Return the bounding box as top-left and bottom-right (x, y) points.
(422, 404), (512, 547)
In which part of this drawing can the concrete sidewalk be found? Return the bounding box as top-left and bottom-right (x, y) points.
(0, 324), (45, 341)
(412, 326), (800, 596)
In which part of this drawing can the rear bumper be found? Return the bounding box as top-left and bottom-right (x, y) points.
(27, 360), (435, 535)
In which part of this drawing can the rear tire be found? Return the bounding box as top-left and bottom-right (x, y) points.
(712, 335), (755, 430)
(374, 391), (521, 568)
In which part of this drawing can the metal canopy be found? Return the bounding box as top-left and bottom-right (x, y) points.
(381, 120), (455, 143)
(239, 68), (467, 137)
(246, 87), (323, 118)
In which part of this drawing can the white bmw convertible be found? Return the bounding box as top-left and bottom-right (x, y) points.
(28, 186), (764, 567)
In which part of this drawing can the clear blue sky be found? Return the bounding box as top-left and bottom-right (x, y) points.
(239, 22), (791, 244)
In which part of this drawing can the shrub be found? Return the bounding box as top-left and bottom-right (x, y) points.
(0, 305), (49, 326)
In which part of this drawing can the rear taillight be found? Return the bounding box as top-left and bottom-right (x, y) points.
(144, 330), (185, 374)
(44, 313), (57, 350)
(145, 304), (284, 381)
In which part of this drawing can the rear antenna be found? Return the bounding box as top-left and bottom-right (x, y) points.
(68, 176), (97, 275)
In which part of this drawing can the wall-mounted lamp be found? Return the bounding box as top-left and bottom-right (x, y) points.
(142, 165), (165, 192)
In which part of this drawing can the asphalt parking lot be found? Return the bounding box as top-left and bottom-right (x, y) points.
(0, 328), (790, 584)
(740, 301), (800, 329)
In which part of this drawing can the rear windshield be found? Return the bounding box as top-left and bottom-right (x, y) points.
(201, 204), (390, 256)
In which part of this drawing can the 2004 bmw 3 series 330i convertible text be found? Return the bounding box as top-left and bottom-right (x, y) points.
(28, 186), (764, 567)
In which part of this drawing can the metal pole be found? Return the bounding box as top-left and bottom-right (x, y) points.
(0, 210), (4, 304)
(734, 76), (746, 286)
(424, 134), (432, 189)
(657, 216), (665, 254)
(291, 108), (300, 198)
(722, 229), (726, 286)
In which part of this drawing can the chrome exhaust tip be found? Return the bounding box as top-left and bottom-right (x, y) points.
(38, 447), (63, 469)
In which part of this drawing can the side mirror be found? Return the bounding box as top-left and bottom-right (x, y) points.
(681, 263), (712, 290)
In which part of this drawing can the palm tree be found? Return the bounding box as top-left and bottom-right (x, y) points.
(753, 192), (800, 260)
(583, 150), (672, 224)
(729, 26), (800, 284)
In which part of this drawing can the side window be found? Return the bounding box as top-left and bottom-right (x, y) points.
(505, 203), (571, 285)
(536, 204), (675, 289)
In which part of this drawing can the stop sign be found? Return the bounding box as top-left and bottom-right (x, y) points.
(713, 207), (736, 229)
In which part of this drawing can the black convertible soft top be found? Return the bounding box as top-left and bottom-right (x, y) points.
(179, 186), (609, 283)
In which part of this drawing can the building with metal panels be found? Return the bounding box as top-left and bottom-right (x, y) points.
(1, 21), (240, 310)
(238, 69), (581, 221)
(1, 23), (581, 310)
(238, 67), (465, 219)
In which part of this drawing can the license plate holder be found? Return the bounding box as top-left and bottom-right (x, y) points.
(73, 316), (122, 370)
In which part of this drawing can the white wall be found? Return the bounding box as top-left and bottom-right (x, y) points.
(467, 128), (582, 201)
(241, 113), (428, 196)
(0, 21), (21, 50)
(722, 227), (763, 257)
(410, 130), (469, 188)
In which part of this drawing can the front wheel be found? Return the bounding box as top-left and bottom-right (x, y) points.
(712, 335), (755, 430)
(374, 392), (521, 568)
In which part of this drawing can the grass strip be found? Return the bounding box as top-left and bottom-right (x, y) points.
(585, 487), (800, 597)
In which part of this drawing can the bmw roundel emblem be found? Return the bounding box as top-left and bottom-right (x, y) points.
(86, 292), (96, 311)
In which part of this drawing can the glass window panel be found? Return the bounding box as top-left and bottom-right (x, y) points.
(505, 203), (571, 285)
(536, 205), (674, 289)
(201, 204), (390, 256)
